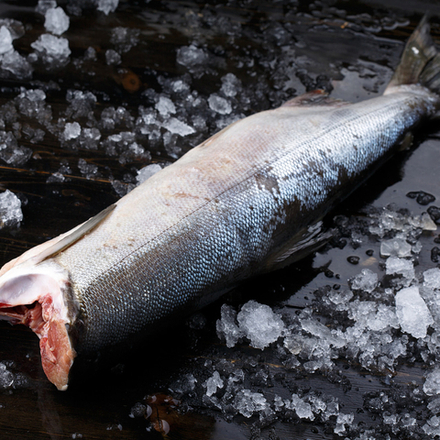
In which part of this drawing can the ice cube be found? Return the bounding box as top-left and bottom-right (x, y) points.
(424, 368), (440, 396)
(208, 94), (232, 115)
(136, 163), (162, 185)
(205, 371), (224, 397)
(0, 26), (13, 55)
(395, 286), (433, 339)
(44, 7), (69, 36)
(237, 300), (285, 350)
(97, 0), (119, 15)
(0, 190), (22, 228)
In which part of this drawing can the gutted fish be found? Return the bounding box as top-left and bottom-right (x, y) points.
(1, 18), (440, 390)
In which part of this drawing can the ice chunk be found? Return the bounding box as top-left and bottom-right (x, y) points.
(334, 413), (354, 435)
(216, 304), (243, 348)
(205, 371), (224, 397)
(79, 127), (101, 150)
(424, 368), (440, 396)
(47, 171), (65, 183)
(110, 27), (139, 53)
(78, 158), (98, 179)
(423, 416), (440, 437)
(155, 96), (176, 116)
(1, 50), (33, 79)
(287, 393), (314, 420)
(136, 163), (162, 185)
(63, 122), (81, 140)
(385, 256), (415, 280)
(221, 73), (241, 97)
(66, 90), (97, 119)
(350, 268), (378, 293)
(233, 389), (269, 418)
(0, 362), (14, 389)
(395, 286), (433, 339)
(176, 45), (208, 68)
(0, 131), (32, 166)
(424, 268), (440, 290)
(208, 94), (232, 115)
(105, 49), (121, 66)
(0, 190), (22, 228)
(380, 237), (412, 258)
(97, 0), (119, 15)
(44, 7), (69, 36)
(36, 0), (57, 15)
(163, 117), (195, 136)
(237, 300), (285, 349)
(0, 26), (13, 55)
(31, 34), (71, 65)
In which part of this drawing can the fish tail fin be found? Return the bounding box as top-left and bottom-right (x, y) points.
(385, 15), (440, 94)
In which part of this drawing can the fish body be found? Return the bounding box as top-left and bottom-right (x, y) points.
(1, 18), (440, 390)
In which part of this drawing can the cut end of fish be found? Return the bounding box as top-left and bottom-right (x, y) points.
(0, 261), (76, 390)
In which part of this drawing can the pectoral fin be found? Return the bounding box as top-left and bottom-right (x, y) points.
(263, 221), (334, 272)
(0, 204), (116, 276)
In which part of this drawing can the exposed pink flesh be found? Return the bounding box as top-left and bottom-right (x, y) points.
(0, 294), (75, 390)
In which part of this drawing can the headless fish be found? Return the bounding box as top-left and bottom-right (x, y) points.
(1, 18), (440, 390)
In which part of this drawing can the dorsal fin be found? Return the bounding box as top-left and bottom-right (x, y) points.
(37, 203), (116, 263)
(262, 221), (334, 273)
(282, 90), (351, 108)
(26, 204), (116, 267)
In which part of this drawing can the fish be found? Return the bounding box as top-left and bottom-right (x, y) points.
(1, 18), (440, 391)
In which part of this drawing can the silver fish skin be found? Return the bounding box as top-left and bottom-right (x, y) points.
(0, 18), (439, 390)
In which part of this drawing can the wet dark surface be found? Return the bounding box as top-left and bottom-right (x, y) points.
(0, 1), (440, 439)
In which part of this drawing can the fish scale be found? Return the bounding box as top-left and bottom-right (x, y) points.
(1, 18), (440, 390)
(72, 90), (435, 354)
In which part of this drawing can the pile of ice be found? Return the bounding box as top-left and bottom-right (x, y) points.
(163, 205), (440, 437)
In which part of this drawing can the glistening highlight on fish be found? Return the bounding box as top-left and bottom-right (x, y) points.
(0, 18), (439, 390)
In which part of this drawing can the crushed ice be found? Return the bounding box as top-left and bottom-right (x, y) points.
(0, 3), (437, 437)
(180, 205), (440, 436)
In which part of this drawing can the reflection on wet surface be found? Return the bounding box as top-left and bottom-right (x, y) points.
(0, 1), (440, 439)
